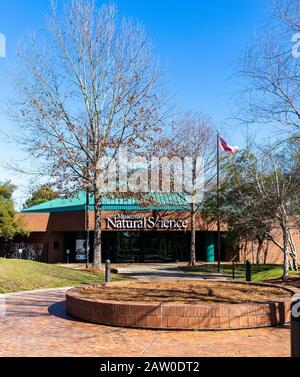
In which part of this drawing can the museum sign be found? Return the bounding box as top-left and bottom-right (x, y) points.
(105, 214), (188, 230)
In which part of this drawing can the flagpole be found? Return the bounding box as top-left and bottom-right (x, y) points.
(217, 130), (221, 273)
(85, 188), (90, 269)
(85, 129), (90, 270)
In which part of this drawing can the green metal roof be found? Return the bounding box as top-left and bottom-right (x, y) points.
(21, 191), (192, 213)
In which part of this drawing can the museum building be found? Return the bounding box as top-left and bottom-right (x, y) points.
(13, 191), (299, 265)
(16, 192), (231, 264)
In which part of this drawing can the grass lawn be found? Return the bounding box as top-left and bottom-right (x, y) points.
(181, 263), (300, 282)
(0, 258), (127, 294)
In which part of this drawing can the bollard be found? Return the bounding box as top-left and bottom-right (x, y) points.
(246, 260), (251, 282)
(18, 249), (23, 260)
(105, 259), (111, 284)
(66, 250), (70, 264)
(291, 294), (300, 357)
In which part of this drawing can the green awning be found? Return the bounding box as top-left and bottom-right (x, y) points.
(21, 191), (192, 213)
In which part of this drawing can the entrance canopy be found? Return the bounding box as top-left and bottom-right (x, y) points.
(22, 191), (192, 213)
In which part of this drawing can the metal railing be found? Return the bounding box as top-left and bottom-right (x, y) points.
(0, 243), (44, 261)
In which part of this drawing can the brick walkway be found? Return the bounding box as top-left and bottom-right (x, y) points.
(115, 264), (230, 280)
(0, 288), (291, 357)
(61, 263), (231, 280)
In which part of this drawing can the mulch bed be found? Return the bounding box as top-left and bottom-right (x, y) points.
(79, 280), (291, 304)
(267, 276), (300, 289)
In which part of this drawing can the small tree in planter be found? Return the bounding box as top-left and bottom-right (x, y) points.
(158, 112), (216, 266)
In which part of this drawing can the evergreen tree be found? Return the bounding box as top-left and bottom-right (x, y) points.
(24, 184), (59, 209)
(0, 182), (28, 241)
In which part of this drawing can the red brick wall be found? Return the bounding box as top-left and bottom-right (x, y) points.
(47, 232), (64, 263)
(24, 231), (64, 263)
(239, 228), (300, 264)
(16, 210), (300, 265)
(18, 210), (227, 232)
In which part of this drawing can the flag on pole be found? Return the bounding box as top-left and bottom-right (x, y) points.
(219, 137), (239, 155)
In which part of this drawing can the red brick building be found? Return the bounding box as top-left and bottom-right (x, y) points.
(12, 192), (300, 265)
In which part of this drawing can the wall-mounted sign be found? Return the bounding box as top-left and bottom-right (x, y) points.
(106, 214), (188, 230)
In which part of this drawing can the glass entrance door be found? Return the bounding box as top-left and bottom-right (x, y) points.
(102, 231), (189, 263)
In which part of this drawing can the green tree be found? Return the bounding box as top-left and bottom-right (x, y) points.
(202, 143), (300, 280)
(202, 150), (272, 264)
(24, 185), (59, 209)
(0, 182), (29, 241)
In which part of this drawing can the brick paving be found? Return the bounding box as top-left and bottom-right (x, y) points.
(115, 264), (230, 280)
(61, 263), (231, 280)
(0, 288), (291, 357)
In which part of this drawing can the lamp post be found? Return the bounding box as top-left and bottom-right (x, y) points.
(105, 259), (111, 284)
(85, 128), (92, 270)
(18, 249), (23, 260)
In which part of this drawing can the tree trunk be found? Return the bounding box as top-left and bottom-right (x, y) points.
(288, 229), (298, 271)
(282, 228), (289, 281)
(189, 204), (196, 266)
(256, 237), (264, 264)
(243, 239), (248, 263)
(251, 240), (255, 264)
(263, 239), (269, 264)
(93, 190), (102, 269)
(281, 211), (289, 281)
(85, 191), (90, 268)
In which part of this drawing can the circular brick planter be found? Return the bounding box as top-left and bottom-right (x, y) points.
(66, 281), (294, 330)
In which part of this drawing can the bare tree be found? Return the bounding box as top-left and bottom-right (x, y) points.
(234, 0), (300, 279)
(241, 145), (299, 280)
(202, 142), (299, 280)
(237, 0), (300, 139)
(8, 0), (172, 268)
(161, 112), (216, 266)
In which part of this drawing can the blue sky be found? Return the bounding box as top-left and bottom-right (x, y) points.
(0, 0), (269, 206)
